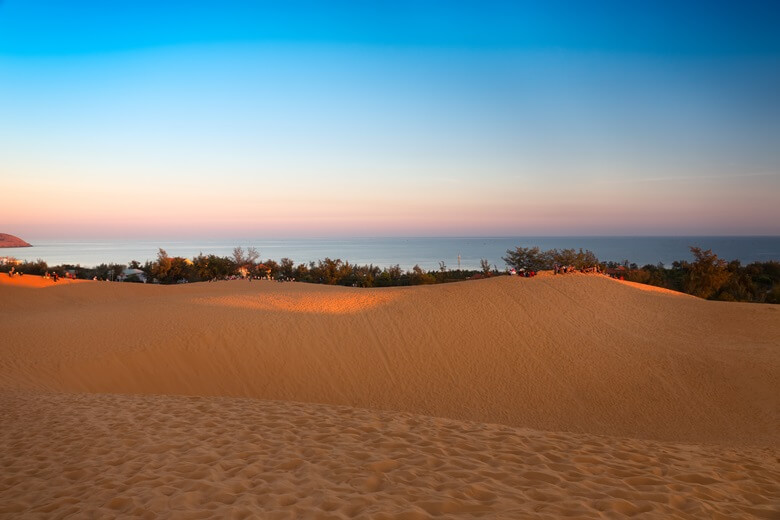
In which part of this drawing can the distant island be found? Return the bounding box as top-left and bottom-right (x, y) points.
(0, 233), (31, 248)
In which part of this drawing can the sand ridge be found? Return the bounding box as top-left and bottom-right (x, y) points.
(1, 274), (778, 446)
(0, 273), (87, 289)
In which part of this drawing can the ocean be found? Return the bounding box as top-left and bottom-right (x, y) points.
(2, 236), (779, 271)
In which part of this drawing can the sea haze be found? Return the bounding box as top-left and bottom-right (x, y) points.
(2, 237), (778, 270)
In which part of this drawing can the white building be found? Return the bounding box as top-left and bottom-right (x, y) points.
(0, 256), (20, 266)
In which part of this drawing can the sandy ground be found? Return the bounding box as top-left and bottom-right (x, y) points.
(1, 273), (778, 518)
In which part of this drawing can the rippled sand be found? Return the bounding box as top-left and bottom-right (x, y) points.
(1, 274), (778, 518)
(3, 392), (777, 519)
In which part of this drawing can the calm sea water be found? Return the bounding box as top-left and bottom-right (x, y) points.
(2, 237), (779, 270)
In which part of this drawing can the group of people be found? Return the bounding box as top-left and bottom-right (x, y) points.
(43, 271), (61, 282)
(4, 268), (80, 282)
(508, 268), (537, 277)
(553, 264), (601, 275)
(208, 275), (256, 282)
(507, 265), (604, 276)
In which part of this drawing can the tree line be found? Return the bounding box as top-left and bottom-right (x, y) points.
(498, 245), (779, 304)
(501, 246), (599, 271)
(612, 247), (780, 303)
(147, 247), (499, 287)
(1, 246), (500, 287)
(2, 245), (778, 303)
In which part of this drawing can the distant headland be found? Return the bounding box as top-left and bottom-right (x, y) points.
(0, 233), (31, 248)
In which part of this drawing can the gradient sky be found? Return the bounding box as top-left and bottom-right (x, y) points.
(1, 1), (779, 238)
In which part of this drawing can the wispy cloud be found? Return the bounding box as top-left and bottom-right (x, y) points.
(603, 171), (779, 184)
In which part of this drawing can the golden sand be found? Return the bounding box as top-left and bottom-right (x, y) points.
(1, 274), (778, 518)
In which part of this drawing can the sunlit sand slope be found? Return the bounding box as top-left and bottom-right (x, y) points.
(2, 391), (777, 519)
(1, 274), (778, 446)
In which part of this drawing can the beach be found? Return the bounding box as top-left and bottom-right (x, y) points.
(1, 273), (778, 518)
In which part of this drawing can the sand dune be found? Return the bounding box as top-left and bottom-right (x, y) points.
(1, 273), (778, 517)
(1, 274), (777, 445)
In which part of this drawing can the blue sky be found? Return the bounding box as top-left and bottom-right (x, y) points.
(1, 1), (778, 237)
(2, 1), (778, 56)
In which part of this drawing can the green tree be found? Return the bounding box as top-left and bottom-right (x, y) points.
(14, 259), (48, 276)
(683, 247), (729, 299)
(502, 246), (553, 271)
(232, 247), (260, 276)
(151, 249), (194, 283)
(152, 249), (172, 281)
(262, 259), (280, 279)
(480, 258), (492, 275)
(232, 247), (245, 265)
(194, 254), (234, 280)
(279, 258), (295, 278)
(410, 265), (436, 285)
